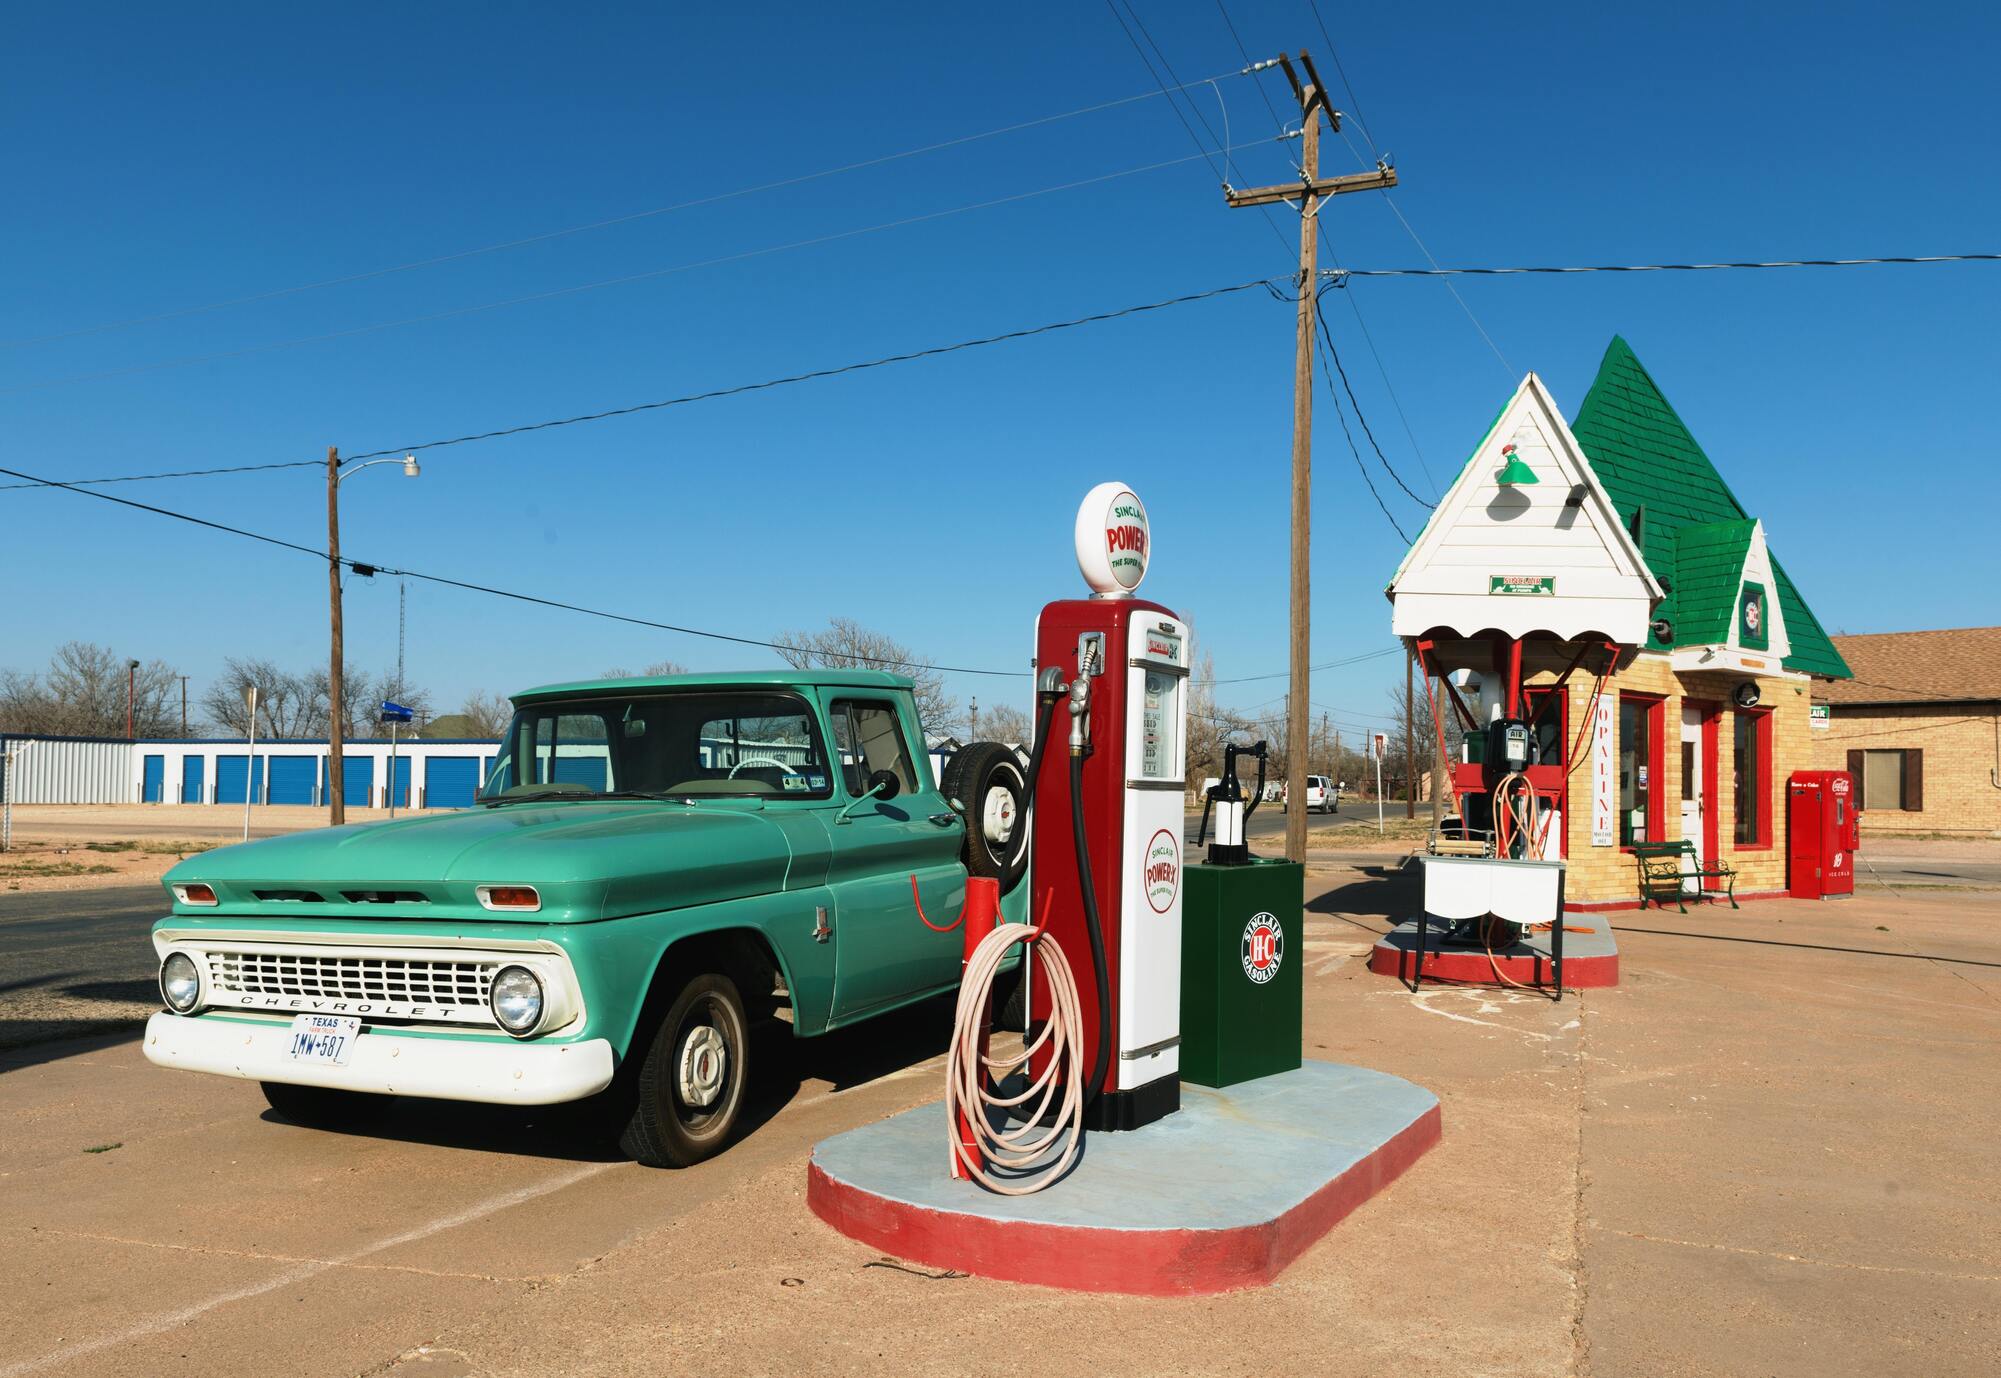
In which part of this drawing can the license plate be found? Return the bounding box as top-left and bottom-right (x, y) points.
(286, 1014), (360, 1067)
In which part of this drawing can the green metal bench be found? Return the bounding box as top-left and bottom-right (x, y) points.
(1631, 840), (1737, 913)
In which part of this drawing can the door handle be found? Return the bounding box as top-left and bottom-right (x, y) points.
(928, 813), (960, 828)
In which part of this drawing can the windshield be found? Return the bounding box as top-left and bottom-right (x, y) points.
(482, 691), (835, 802)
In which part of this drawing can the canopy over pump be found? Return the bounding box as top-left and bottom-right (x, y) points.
(1385, 373), (1661, 990)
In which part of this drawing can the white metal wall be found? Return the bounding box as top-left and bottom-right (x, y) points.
(0, 736), (501, 807)
(0, 737), (134, 804)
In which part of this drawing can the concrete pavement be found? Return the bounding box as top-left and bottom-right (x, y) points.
(2, 872), (1997, 1375)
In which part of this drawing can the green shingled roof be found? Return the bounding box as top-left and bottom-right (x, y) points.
(1570, 338), (1851, 678)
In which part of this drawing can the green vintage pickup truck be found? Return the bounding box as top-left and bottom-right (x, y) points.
(146, 670), (1028, 1166)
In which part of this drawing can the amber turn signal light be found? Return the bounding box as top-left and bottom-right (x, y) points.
(475, 884), (541, 912)
(172, 883), (218, 906)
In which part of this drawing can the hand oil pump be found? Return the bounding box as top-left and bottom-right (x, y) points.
(1197, 739), (1268, 866)
(1024, 482), (1190, 1132)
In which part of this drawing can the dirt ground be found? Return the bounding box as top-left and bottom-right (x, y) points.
(2, 863), (1996, 1376)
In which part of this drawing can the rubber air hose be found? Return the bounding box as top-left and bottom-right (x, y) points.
(1070, 750), (1113, 1104)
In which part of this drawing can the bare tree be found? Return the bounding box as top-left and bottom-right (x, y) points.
(1186, 654), (1255, 788)
(599, 660), (689, 679)
(0, 642), (186, 737)
(456, 690), (515, 738)
(967, 701), (1033, 747)
(202, 658), (432, 739)
(771, 618), (956, 731)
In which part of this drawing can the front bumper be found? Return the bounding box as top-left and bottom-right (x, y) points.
(143, 1012), (616, 1105)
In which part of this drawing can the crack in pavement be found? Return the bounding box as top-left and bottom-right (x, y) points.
(1586, 1224), (2001, 1283)
(5, 1223), (553, 1284)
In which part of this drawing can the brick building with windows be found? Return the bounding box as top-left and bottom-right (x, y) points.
(1390, 338), (1853, 907)
(1810, 626), (2001, 838)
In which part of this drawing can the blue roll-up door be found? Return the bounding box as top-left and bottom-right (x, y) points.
(425, 756), (480, 809)
(267, 756), (317, 805)
(142, 755), (165, 803)
(337, 756), (375, 808)
(553, 756), (608, 791)
(181, 756), (205, 804)
(390, 756), (411, 808)
(215, 755), (264, 805)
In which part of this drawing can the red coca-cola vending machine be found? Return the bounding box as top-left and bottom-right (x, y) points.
(1787, 770), (1858, 899)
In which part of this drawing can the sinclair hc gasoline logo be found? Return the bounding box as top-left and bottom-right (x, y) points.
(1143, 828), (1180, 913)
(1241, 911), (1284, 985)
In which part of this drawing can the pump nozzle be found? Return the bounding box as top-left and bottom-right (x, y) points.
(1067, 673), (1092, 754)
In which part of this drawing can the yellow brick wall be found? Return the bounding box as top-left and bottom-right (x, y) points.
(1810, 703), (2001, 838)
(1502, 649), (1812, 903)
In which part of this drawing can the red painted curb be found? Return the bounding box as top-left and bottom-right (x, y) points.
(807, 1101), (1441, 1296)
(1367, 942), (1620, 989)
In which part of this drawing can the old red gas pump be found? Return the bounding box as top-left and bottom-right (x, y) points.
(1787, 770), (1859, 899)
(1027, 482), (1189, 1131)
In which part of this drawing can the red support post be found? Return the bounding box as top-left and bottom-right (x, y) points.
(950, 877), (1002, 1180)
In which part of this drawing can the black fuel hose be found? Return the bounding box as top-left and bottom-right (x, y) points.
(1069, 751), (1113, 1104)
(1006, 691), (1066, 853)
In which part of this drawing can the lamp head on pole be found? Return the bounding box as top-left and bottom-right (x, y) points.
(401, 455), (421, 478)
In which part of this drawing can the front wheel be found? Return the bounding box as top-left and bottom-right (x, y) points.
(620, 972), (751, 1168)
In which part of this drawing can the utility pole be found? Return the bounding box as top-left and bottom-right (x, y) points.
(179, 675), (188, 736)
(326, 446), (346, 828)
(125, 659), (139, 739)
(397, 580), (407, 698)
(1224, 50), (1397, 862)
(1405, 648), (1417, 819)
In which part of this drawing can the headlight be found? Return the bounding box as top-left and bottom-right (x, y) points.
(160, 951), (202, 1013)
(490, 965), (544, 1036)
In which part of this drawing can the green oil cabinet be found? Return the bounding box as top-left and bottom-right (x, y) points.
(1180, 857), (1304, 1088)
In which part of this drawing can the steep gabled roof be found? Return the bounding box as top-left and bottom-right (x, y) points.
(1569, 337), (1851, 678)
(1387, 372), (1660, 645)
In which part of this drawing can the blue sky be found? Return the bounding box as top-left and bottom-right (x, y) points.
(3, 1), (1995, 738)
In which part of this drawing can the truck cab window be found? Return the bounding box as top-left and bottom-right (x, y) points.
(830, 700), (920, 799)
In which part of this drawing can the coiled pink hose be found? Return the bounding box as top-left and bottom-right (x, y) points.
(946, 922), (1084, 1195)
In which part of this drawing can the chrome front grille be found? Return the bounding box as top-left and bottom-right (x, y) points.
(202, 947), (502, 1023)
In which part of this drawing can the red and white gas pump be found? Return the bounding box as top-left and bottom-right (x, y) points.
(1027, 482), (1189, 1131)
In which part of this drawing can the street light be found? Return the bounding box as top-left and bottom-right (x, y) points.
(327, 451), (420, 826)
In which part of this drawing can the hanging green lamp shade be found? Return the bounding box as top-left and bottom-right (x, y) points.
(1496, 443), (1540, 486)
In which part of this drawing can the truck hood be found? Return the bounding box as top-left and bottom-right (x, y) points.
(162, 802), (795, 922)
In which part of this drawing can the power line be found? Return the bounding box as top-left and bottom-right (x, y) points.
(1312, 286), (1434, 510)
(1301, 0), (1382, 159)
(0, 458), (320, 493)
(1103, 0), (1230, 188)
(3, 275), (1279, 492)
(335, 276), (1281, 462)
(1313, 319), (1409, 544)
(1, 73), (1250, 352)
(0, 460), (1030, 679)
(1328, 253), (2001, 279)
(1196, 645), (1402, 684)
(6, 141), (1285, 395)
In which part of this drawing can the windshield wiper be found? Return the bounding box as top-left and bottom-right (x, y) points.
(480, 789), (683, 807)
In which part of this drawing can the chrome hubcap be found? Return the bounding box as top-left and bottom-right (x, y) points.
(677, 1025), (728, 1107)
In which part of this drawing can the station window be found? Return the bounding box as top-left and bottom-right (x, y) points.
(1857, 748), (1923, 812)
(1732, 710), (1772, 847)
(1618, 695), (1663, 846)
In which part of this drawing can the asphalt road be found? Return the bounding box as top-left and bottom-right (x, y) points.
(1182, 802), (1385, 843)
(0, 885), (162, 1050)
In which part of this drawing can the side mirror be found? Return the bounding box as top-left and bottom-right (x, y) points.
(836, 769), (902, 825)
